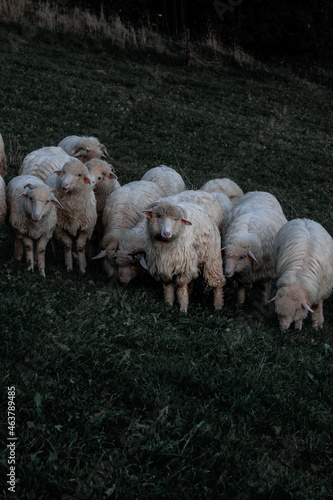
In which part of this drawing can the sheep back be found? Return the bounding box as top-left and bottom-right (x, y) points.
(200, 178), (244, 205)
(19, 146), (71, 180)
(141, 165), (186, 196)
(0, 134), (7, 178)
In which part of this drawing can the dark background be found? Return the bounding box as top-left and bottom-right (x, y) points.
(57, 0), (333, 63)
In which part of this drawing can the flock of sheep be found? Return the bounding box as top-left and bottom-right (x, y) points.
(1, 132), (333, 331)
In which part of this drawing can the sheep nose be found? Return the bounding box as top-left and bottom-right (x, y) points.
(162, 231), (172, 239)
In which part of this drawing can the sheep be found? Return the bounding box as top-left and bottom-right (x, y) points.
(19, 146), (71, 181)
(93, 180), (164, 277)
(0, 175), (7, 228)
(57, 135), (111, 163)
(272, 218), (333, 330)
(110, 189), (225, 286)
(141, 165), (186, 196)
(0, 133), (7, 178)
(85, 158), (120, 218)
(6, 175), (62, 277)
(222, 191), (287, 305)
(142, 200), (225, 313)
(200, 178), (244, 205)
(45, 159), (97, 273)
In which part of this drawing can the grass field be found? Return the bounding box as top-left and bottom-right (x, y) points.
(1, 14), (333, 500)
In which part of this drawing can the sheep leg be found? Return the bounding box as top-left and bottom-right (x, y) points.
(176, 283), (189, 313)
(75, 231), (89, 273)
(22, 236), (35, 271)
(311, 302), (324, 329)
(163, 282), (175, 307)
(14, 237), (24, 261)
(213, 286), (224, 310)
(237, 285), (246, 305)
(54, 229), (73, 271)
(259, 281), (271, 304)
(294, 319), (303, 330)
(35, 236), (50, 278)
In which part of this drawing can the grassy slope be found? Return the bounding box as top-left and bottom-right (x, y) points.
(1, 25), (333, 499)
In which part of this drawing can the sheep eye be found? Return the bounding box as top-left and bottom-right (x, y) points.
(239, 256), (245, 261)
(98, 176), (102, 181)
(78, 173), (82, 177)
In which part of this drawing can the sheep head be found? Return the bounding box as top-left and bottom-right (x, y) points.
(223, 231), (261, 278)
(142, 203), (192, 242)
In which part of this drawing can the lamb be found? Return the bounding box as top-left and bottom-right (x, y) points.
(0, 133), (7, 178)
(111, 189), (225, 286)
(141, 165), (186, 196)
(142, 200), (225, 313)
(93, 180), (163, 277)
(57, 135), (111, 163)
(200, 178), (244, 205)
(0, 174), (7, 228)
(272, 218), (333, 330)
(19, 146), (72, 181)
(45, 159), (97, 273)
(222, 191), (287, 305)
(6, 175), (62, 277)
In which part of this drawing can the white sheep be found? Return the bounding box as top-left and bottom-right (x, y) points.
(142, 200), (225, 313)
(0, 133), (7, 178)
(222, 191), (287, 305)
(7, 175), (62, 277)
(110, 189), (225, 286)
(200, 178), (244, 205)
(19, 146), (71, 181)
(141, 165), (186, 196)
(0, 175), (7, 228)
(272, 218), (333, 330)
(93, 180), (164, 277)
(45, 159), (97, 273)
(57, 135), (111, 163)
(85, 158), (120, 218)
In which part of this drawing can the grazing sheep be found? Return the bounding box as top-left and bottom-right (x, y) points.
(142, 200), (225, 313)
(7, 175), (62, 277)
(0, 133), (7, 178)
(93, 180), (163, 277)
(272, 218), (333, 330)
(141, 165), (186, 196)
(0, 175), (7, 228)
(19, 146), (71, 181)
(222, 191), (287, 305)
(58, 135), (111, 163)
(200, 178), (244, 205)
(110, 189), (225, 286)
(45, 159), (97, 273)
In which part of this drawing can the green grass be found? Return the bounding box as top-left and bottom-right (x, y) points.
(1, 21), (333, 500)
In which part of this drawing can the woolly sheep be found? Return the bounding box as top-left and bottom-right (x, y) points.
(7, 175), (62, 277)
(200, 178), (244, 205)
(19, 146), (72, 181)
(58, 135), (111, 163)
(272, 218), (333, 330)
(222, 191), (287, 304)
(0, 175), (7, 228)
(45, 159), (97, 273)
(141, 165), (186, 196)
(0, 133), (7, 178)
(142, 200), (225, 313)
(111, 189), (225, 286)
(85, 158), (120, 218)
(93, 180), (163, 277)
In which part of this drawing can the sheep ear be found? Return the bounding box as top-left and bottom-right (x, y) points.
(92, 250), (107, 260)
(16, 184), (33, 198)
(131, 249), (146, 263)
(108, 171), (117, 180)
(101, 145), (112, 160)
(181, 218), (192, 225)
(139, 256), (149, 270)
(302, 299), (314, 313)
(55, 170), (62, 176)
(142, 210), (152, 220)
(248, 250), (258, 263)
(51, 196), (63, 209)
(84, 177), (91, 184)
(268, 296), (276, 303)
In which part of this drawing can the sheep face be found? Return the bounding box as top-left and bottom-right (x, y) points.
(86, 159), (117, 193)
(56, 161), (91, 193)
(223, 232), (261, 278)
(143, 204), (192, 242)
(17, 184), (62, 221)
(274, 285), (310, 330)
(115, 250), (147, 286)
(71, 141), (111, 163)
